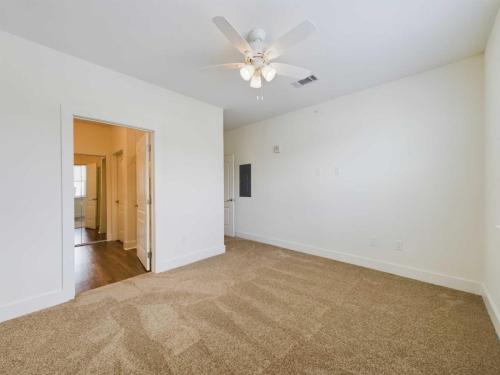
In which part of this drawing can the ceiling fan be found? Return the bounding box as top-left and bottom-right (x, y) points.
(208, 16), (316, 89)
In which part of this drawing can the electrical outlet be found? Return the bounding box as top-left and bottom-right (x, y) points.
(396, 240), (404, 251)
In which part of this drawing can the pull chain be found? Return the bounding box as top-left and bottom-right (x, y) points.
(256, 85), (264, 101)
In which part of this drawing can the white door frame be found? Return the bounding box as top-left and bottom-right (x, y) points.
(224, 154), (235, 237)
(61, 106), (156, 301)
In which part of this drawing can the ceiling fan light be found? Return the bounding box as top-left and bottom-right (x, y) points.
(239, 64), (255, 81)
(261, 65), (277, 82)
(250, 73), (262, 89)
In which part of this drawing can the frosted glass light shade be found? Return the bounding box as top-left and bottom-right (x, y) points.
(239, 64), (255, 81)
(261, 65), (277, 82)
(250, 73), (262, 88)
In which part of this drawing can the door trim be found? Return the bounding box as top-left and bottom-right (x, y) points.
(61, 106), (156, 303)
(224, 154), (235, 237)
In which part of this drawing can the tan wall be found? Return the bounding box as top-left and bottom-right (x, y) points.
(74, 154), (103, 165)
(125, 129), (140, 247)
(74, 119), (114, 156)
(109, 125), (141, 249)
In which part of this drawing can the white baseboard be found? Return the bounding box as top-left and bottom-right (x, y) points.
(482, 284), (500, 340)
(0, 246), (225, 323)
(0, 289), (73, 323)
(156, 245), (226, 273)
(123, 240), (136, 251)
(236, 232), (482, 295)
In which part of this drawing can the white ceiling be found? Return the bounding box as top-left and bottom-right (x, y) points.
(0, 0), (499, 129)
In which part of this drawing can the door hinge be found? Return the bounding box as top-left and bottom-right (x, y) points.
(147, 198), (152, 205)
(148, 251), (152, 260)
(147, 144), (152, 153)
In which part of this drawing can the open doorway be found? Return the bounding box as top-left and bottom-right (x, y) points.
(73, 118), (154, 294)
(74, 154), (107, 246)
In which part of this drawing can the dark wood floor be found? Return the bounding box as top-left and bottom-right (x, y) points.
(74, 227), (107, 246)
(75, 241), (147, 294)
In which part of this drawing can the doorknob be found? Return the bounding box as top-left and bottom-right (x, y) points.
(115, 200), (119, 204)
(225, 199), (234, 202)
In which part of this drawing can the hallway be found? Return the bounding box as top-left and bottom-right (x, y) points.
(74, 228), (106, 246)
(75, 241), (147, 294)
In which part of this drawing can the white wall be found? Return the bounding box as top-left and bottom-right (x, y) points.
(484, 9), (500, 337)
(0, 30), (224, 322)
(225, 56), (484, 293)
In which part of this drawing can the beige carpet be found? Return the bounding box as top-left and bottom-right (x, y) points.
(1, 237), (499, 374)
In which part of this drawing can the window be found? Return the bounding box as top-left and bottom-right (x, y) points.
(74, 165), (87, 198)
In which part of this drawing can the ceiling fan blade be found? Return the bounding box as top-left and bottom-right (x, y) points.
(271, 63), (311, 79)
(265, 20), (316, 60)
(212, 16), (253, 56)
(200, 63), (244, 70)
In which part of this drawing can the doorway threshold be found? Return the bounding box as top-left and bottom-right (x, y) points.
(75, 240), (109, 247)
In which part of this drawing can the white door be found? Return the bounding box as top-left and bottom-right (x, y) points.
(224, 154), (235, 236)
(116, 153), (125, 242)
(84, 163), (98, 229)
(136, 133), (151, 271)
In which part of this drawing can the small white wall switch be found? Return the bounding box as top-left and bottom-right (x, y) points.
(273, 145), (280, 153)
(396, 240), (404, 251)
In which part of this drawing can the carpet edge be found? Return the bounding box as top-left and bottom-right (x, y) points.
(236, 231), (482, 295)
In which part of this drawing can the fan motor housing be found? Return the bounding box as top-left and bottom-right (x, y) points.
(248, 28), (267, 54)
(247, 28), (266, 42)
